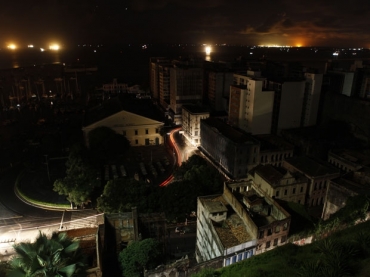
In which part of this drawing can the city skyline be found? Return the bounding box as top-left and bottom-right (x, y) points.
(1, 0), (370, 48)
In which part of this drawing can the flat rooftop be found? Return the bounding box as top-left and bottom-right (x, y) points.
(202, 117), (260, 145)
(284, 156), (339, 178)
(255, 134), (294, 152)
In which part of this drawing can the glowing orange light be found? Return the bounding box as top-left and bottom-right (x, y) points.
(7, 44), (16, 50)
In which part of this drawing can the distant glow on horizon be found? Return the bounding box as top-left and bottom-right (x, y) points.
(49, 44), (60, 50)
(7, 44), (16, 50)
(28, 44), (34, 48)
(205, 46), (211, 55)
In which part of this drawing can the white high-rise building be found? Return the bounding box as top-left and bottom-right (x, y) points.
(229, 73), (274, 135)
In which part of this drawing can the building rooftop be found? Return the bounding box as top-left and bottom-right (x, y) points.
(83, 95), (165, 127)
(332, 168), (370, 195)
(284, 156), (339, 178)
(329, 148), (370, 167)
(255, 134), (295, 152)
(200, 195), (253, 249)
(202, 117), (260, 145)
(212, 213), (253, 249)
(204, 200), (228, 214)
(182, 104), (210, 114)
(254, 164), (307, 187)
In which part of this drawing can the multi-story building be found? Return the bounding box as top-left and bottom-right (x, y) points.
(255, 134), (294, 167)
(322, 168), (370, 220)
(282, 156), (340, 209)
(169, 65), (203, 125)
(182, 104), (210, 147)
(228, 81), (274, 135)
(158, 64), (171, 110)
(208, 70), (234, 112)
(82, 99), (164, 147)
(196, 180), (291, 266)
(301, 73), (323, 127)
(325, 71), (355, 97)
(268, 80), (306, 134)
(102, 79), (128, 94)
(328, 148), (370, 173)
(150, 57), (170, 101)
(200, 118), (260, 179)
(250, 164), (308, 205)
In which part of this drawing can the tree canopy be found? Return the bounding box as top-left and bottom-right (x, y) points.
(9, 231), (87, 277)
(96, 178), (157, 214)
(53, 144), (100, 207)
(118, 238), (162, 277)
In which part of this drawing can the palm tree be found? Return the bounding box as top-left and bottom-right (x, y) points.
(9, 231), (87, 277)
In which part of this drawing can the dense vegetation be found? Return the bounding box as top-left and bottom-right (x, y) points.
(8, 231), (87, 277)
(119, 238), (163, 277)
(97, 155), (224, 221)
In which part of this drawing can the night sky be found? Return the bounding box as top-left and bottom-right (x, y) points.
(1, 0), (370, 48)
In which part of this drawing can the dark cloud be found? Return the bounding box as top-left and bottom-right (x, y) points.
(1, 0), (370, 47)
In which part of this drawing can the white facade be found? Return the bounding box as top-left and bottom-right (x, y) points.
(229, 74), (274, 135)
(182, 106), (210, 147)
(302, 73), (323, 127)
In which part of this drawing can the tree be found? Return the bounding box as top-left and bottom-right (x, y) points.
(119, 239), (162, 277)
(9, 231), (87, 277)
(96, 178), (157, 214)
(53, 144), (100, 207)
(88, 126), (130, 164)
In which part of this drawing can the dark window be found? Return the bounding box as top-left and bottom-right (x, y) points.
(281, 236), (286, 243)
(275, 191), (279, 197)
(266, 241), (271, 249)
(300, 186), (303, 193)
(284, 189), (287, 196)
(292, 188), (296, 194)
(267, 229), (272, 236)
(135, 130), (138, 135)
(155, 128), (159, 133)
(273, 238), (278, 246)
(283, 223), (288, 231)
(135, 139), (138, 145)
(259, 231), (264, 239)
(145, 129), (149, 134)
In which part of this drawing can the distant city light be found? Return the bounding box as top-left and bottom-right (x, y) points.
(49, 44), (60, 51)
(28, 44), (34, 48)
(7, 44), (16, 50)
(205, 46), (212, 55)
(40, 48), (45, 52)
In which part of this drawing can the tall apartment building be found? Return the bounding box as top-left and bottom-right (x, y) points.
(301, 73), (323, 127)
(169, 65), (203, 125)
(182, 104), (210, 147)
(208, 70), (234, 112)
(228, 78), (274, 135)
(325, 71), (355, 97)
(200, 118), (260, 179)
(150, 57), (170, 102)
(158, 64), (171, 109)
(268, 80), (306, 134)
(196, 181), (291, 265)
